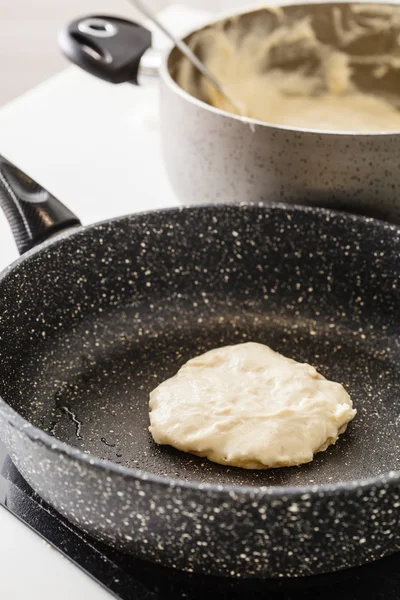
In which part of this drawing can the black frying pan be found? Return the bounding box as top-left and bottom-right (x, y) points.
(0, 155), (399, 579)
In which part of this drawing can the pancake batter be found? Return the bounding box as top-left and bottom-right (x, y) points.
(149, 342), (356, 469)
(175, 4), (400, 132)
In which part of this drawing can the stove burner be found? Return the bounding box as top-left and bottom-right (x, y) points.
(0, 441), (398, 600)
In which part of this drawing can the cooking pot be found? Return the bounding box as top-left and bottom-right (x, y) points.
(60, 2), (400, 224)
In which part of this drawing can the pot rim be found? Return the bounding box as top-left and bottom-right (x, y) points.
(0, 203), (399, 499)
(160, 0), (400, 137)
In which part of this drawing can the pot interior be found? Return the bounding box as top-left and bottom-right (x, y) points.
(168, 3), (400, 130)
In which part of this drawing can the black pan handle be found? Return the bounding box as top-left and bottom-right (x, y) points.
(59, 15), (152, 84)
(0, 155), (81, 255)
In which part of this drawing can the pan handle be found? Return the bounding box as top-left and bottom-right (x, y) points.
(58, 15), (153, 84)
(0, 155), (81, 255)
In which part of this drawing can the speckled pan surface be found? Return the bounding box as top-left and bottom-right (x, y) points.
(161, 3), (400, 225)
(0, 204), (399, 578)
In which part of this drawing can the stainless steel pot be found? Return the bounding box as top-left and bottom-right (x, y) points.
(60, 2), (400, 224)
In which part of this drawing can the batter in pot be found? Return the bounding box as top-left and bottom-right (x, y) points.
(175, 4), (400, 132)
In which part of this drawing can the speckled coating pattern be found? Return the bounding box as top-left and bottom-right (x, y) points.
(0, 204), (399, 578)
(160, 3), (400, 224)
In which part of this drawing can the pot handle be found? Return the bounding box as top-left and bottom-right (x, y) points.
(59, 15), (152, 84)
(0, 155), (81, 255)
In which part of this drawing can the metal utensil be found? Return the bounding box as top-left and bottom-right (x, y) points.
(127, 0), (246, 116)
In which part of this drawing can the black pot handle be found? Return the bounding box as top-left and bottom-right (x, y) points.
(0, 155), (81, 255)
(59, 15), (152, 84)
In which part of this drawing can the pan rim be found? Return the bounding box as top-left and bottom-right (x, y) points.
(0, 201), (399, 498)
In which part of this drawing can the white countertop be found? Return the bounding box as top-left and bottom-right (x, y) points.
(0, 4), (212, 272)
(0, 5), (211, 598)
(0, 505), (112, 599)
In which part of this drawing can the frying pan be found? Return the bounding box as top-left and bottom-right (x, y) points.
(0, 154), (399, 579)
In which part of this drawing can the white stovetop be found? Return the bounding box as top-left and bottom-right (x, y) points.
(0, 5), (212, 599)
